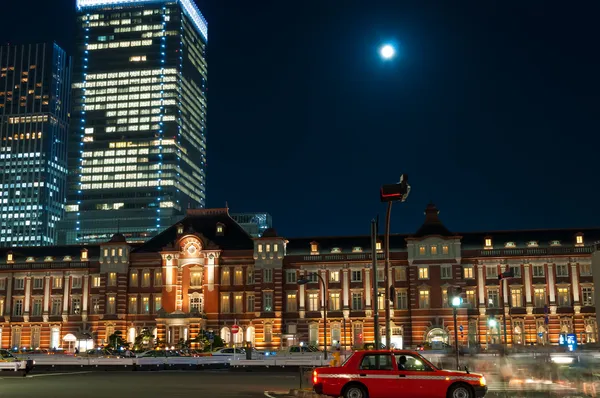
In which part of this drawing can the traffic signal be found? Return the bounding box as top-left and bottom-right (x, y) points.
(380, 174), (410, 203)
(498, 269), (515, 280)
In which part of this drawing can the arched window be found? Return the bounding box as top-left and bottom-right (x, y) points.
(352, 323), (363, 348)
(189, 293), (203, 313)
(246, 326), (256, 346)
(330, 323), (341, 348)
(128, 327), (136, 344)
(50, 327), (60, 350)
(234, 329), (243, 345)
(11, 327), (22, 349)
(309, 323), (319, 346)
(220, 327), (231, 344)
(264, 324), (273, 343)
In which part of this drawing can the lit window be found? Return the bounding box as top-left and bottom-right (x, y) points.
(557, 287), (570, 307)
(442, 245), (449, 254)
(330, 271), (340, 282)
(430, 246), (437, 255)
(463, 267), (474, 279)
(485, 238), (492, 247)
(419, 290), (430, 308)
(418, 267), (428, 279)
(486, 266), (498, 279)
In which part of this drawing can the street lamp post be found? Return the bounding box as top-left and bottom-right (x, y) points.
(298, 273), (328, 360)
(380, 174), (410, 349)
(451, 290), (463, 370)
(498, 269), (515, 351)
(371, 219), (380, 349)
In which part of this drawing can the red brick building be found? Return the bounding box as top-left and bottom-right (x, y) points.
(0, 206), (598, 351)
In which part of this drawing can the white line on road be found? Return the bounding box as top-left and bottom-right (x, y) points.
(265, 391), (292, 398)
(26, 371), (94, 378)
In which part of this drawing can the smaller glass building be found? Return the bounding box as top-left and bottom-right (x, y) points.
(231, 213), (272, 238)
(0, 43), (71, 246)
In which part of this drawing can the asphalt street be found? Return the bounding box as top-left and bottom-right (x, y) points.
(0, 371), (299, 398)
(0, 370), (590, 398)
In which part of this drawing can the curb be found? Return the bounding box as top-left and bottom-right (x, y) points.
(288, 388), (325, 398)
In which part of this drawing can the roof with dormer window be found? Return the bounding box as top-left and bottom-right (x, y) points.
(133, 208), (254, 253)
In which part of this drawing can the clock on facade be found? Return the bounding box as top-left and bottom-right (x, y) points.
(181, 238), (202, 256)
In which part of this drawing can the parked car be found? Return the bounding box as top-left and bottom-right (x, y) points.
(0, 349), (34, 374)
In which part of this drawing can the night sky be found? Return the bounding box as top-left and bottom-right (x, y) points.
(2, 1), (599, 237)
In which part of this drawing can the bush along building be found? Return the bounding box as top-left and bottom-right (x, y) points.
(0, 205), (598, 351)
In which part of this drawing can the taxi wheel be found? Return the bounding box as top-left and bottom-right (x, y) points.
(447, 383), (472, 398)
(343, 383), (368, 398)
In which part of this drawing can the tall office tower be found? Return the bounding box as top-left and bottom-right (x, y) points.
(0, 43), (71, 247)
(61, 0), (208, 244)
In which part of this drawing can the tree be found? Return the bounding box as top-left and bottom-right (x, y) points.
(154, 336), (166, 349)
(133, 328), (154, 351)
(177, 338), (189, 350)
(194, 330), (225, 352)
(108, 330), (128, 350)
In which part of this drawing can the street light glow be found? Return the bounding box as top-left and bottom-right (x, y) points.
(380, 44), (395, 60)
(488, 319), (498, 328)
(451, 296), (462, 307)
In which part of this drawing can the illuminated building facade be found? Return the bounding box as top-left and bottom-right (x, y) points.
(60, 0), (208, 245)
(0, 206), (598, 351)
(0, 43), (71, 247)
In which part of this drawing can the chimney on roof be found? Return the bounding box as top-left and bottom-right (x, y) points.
(412, 203), (453, 238)
(424, 203), (441, 224)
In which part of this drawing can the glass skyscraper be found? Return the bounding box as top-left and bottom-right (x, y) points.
(61, 0), (208, 244)
(0, 43), (71, 247)
(231, 212), (273, 238)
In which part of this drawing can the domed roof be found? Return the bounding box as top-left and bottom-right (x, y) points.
(109, 233), (127, 243)
(261, 228), (278, 238)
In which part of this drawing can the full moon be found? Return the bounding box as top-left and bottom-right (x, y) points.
(380, 44), (395, 60)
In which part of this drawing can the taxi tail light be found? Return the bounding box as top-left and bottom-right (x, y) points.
(313, 370), (318, 384)
(480, 376), (486, 386)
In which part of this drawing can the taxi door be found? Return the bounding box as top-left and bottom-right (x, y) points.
(394, 353), (447, 398)
(356, 353), (397, 398)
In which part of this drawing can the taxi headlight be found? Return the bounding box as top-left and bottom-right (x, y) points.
(479, 376), (486, 386)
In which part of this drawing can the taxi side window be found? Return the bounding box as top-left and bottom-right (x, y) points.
(396, 354), (433, 372)
(359, 354), (393, 370)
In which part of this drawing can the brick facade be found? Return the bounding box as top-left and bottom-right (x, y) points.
(0, 206), (598, 351)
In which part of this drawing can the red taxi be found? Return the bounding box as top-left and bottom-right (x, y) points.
(313, 350), (487, 398)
